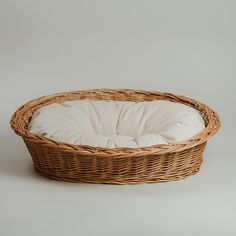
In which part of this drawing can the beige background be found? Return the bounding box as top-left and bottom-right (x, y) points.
(0, 0), (235, 235)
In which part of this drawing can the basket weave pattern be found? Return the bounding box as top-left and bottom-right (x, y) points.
(11, 89), (220, 184)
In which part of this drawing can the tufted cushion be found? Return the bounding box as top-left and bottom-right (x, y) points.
(29, 100), (205, 148)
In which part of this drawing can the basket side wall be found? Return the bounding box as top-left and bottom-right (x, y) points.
(23, 138), (206, 184)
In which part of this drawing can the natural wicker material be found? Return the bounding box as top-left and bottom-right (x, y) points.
(11, 89), (220, 184)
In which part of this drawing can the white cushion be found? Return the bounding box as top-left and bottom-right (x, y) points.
(29, 100), (205, 148)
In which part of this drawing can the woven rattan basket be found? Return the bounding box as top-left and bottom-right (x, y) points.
(11, 89), (220, 184)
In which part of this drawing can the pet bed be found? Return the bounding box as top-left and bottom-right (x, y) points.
(11, 89), (220, 184)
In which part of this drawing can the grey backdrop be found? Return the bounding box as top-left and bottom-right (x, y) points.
(0, 0), (235, 235)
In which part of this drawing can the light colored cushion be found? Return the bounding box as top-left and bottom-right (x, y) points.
(29, 100), (205, 148)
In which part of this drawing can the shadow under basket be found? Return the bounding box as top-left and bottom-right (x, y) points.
(11, 89), (221, 184)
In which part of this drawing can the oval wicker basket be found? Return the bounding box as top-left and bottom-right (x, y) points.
(11, 89), (220, 184)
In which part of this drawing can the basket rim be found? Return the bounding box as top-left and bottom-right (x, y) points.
(10, 88), (221, 158)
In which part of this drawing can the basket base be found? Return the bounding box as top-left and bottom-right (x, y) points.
(33, 159), (202, 185)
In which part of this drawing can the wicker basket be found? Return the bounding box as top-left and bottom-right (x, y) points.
(11, 89), (220, 184)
